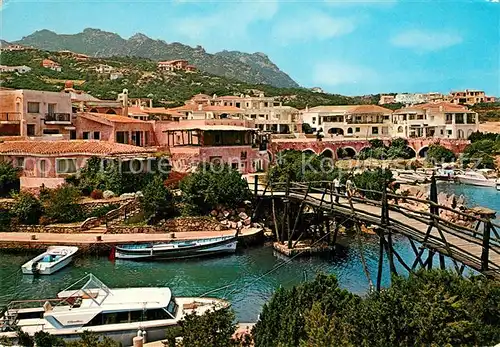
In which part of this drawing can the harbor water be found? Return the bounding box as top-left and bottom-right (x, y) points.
(0, 183), (498, 322)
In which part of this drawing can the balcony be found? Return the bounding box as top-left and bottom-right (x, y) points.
(346, 119), (385, 124)
(44, 113), (72, 124)
(0, 112), (21, 123)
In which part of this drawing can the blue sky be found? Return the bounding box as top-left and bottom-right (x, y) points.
(1, 0), (499, 96)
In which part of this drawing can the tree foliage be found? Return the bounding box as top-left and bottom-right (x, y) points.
(41, 184), (82, 223)
(164, 307), (250, 347)
(10, 191), (43, 225)
(267, 150), (338, 183)
(463, 139), (499, 169)
(352, 168), (394, 200)
(179, 163), (251, 215)
(253, 270), (500, 347)
(141, 175), (177, 222)
(358, 138), (414, 160)
(0, 160), (20, 197)
(426, 144), (456, 163)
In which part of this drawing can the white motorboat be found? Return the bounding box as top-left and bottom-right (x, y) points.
(21, 246), (78, 275)
(0, 274), (228, 345)
(455, 171), (498, 187)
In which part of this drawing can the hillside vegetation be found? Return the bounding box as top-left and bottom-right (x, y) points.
(0, 49), (377, 108)
(13, 28), (299, 88)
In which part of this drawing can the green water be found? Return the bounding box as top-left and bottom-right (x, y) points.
(0, 183), (498, 322)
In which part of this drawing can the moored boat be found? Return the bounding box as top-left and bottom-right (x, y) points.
(455, 171), (498, 187)
(115, 235), (238, 260)
(21, 246), (78, 275)
(0, 274), (228, 345)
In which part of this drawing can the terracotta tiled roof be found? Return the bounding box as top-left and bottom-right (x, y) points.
(42, 59), (60, 67)
(306, 106), (357, 113)
(396, 102), (470, 113)
(215, 95), (243, 100)
(347, 105), (393, 114)
(204, 105), (243, 112)
(191, 93), (211, 100)
(0, 140), (156, 156)
(80, 112), (149, 124)
(158, 60), (188, 65)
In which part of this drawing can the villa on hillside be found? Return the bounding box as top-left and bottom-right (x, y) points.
(301, 105), (393, 138)
(392, 102), (479, 139)
(449, 89), (496, 105)
(157, 60), (196, 72)
(42, 59), (62, 72)
(0, 140), (157, 189)
(0, 65), (32, 74)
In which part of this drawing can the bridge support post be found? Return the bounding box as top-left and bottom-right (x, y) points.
(254, 174), (258, 196)
(376, 228), (385, 291)
(439, 254), (446, 270)
(481, 220), (491, 272)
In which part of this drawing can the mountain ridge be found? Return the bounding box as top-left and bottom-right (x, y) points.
(14, 28), (299, 88)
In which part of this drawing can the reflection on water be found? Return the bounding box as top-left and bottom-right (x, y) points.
(0, 183), (498, 321)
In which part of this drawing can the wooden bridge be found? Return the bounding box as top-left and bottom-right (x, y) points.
(248, 175), (500, 286)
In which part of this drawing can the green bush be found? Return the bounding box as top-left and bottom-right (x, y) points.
(0, 160), (20, 197)
(253, 270), (500, 347)
(426, 144), (456, 163)
(42, 184), (83, 223)
(141, 175), (177, 223)
(352, 168), (394, 200)
(10, 191), (43, 225)
(87, 204), (120, 218)
(180, 163), (251, 215)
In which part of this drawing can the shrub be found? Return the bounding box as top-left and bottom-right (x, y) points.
(426, 144), (456, 163)
(141, 175), (177, 223)
(42, 184), (83, 223)
(0, 160), (20, 197)
(87, 204), (119, 218)
(10, 191), (43, 225)
(180, 163), (251, 215)
(90, 189), (103, 199)
(0, 209), (12, 231)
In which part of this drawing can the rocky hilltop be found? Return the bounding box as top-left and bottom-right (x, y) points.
(14, 28), (299, 88)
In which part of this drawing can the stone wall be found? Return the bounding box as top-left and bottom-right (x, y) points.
(108, 217), (228, 234)
(12, 224), (83, 233)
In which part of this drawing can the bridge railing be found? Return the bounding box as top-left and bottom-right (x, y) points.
(250, 175), (500, 273)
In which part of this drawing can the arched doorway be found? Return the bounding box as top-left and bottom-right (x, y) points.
(457, 129), (465, 139)
(336, 147), (356, 159)
(417, 146), (428, 158)
(327, 128), (344, 136)
(320, 149), (334, 158)
(303, 149), (316, 156)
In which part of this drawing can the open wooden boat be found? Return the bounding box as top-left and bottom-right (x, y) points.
(114, 235), (238, 260)
(21, 246), (78, 275)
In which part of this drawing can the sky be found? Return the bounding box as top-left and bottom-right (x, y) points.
(1, 0), (499, 96)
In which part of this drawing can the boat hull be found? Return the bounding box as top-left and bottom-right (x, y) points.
(456, 177), (497, 187)
(21, 256), (75, 275)
(21, 246), (78, 275)
(115, 238), (238, 260)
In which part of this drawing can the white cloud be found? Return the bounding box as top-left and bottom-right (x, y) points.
(272, 12), (356, 43)
(171, 0), (278, 45)
(312, 61), (379, 87)
(390, 29), (463, 51)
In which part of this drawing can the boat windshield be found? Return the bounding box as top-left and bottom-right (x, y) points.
(166, 296), (178, 317)
(40, 254), (61, 263)
(57, 274), (112, 307)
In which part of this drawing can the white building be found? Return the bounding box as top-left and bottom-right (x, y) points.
(0, 65), (31, 74)
(392, 102), (478, 139)
(95, 64), (114, 74)
(301, 105), (393, 138)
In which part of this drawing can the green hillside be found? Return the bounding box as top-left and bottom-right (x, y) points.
(0, 49), (378, 109)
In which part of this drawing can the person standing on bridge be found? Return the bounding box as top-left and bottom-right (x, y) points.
(346, 176), (356, 197)
(333, 176), (341, 203)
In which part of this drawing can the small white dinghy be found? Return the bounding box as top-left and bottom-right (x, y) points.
(21, 246), (78, 275)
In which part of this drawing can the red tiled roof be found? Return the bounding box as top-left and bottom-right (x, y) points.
(42, 59), (60, 67)
(395, 102), (470, 113)
(158, 60), (188, 65)
(204, 105), (243, 112)
(80, 112), (148, 124)
(0, 140), (156, 156)
(216, 95), (243, 100)
(347, 105), (393, 114)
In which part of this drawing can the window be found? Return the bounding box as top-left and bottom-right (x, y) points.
(398, 126), (403, 133)
(39, 160), (47, 177)
(56, 158), (77, 174)
(70, 130), (76, 140)
(372, 127), (379, 135)
(355, 127), (360, 133)
(15, 157), (24, 168)
(27, 102), (40, 113)
(347, 128), (353, 134)
(312, 117), (316, 124)
(440, 129), (444, 135)
(116, 131), (129, 144)
(83, 132), (90, 140)
(93, 131), (100, 140)
(27, 124), (35, 136)
(48, 103), (56, 115)
(231, 162), (238, 170)
(43, 129), (59, 135)
(447, 130), (452, 135)
(240, 151), (247, 160)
